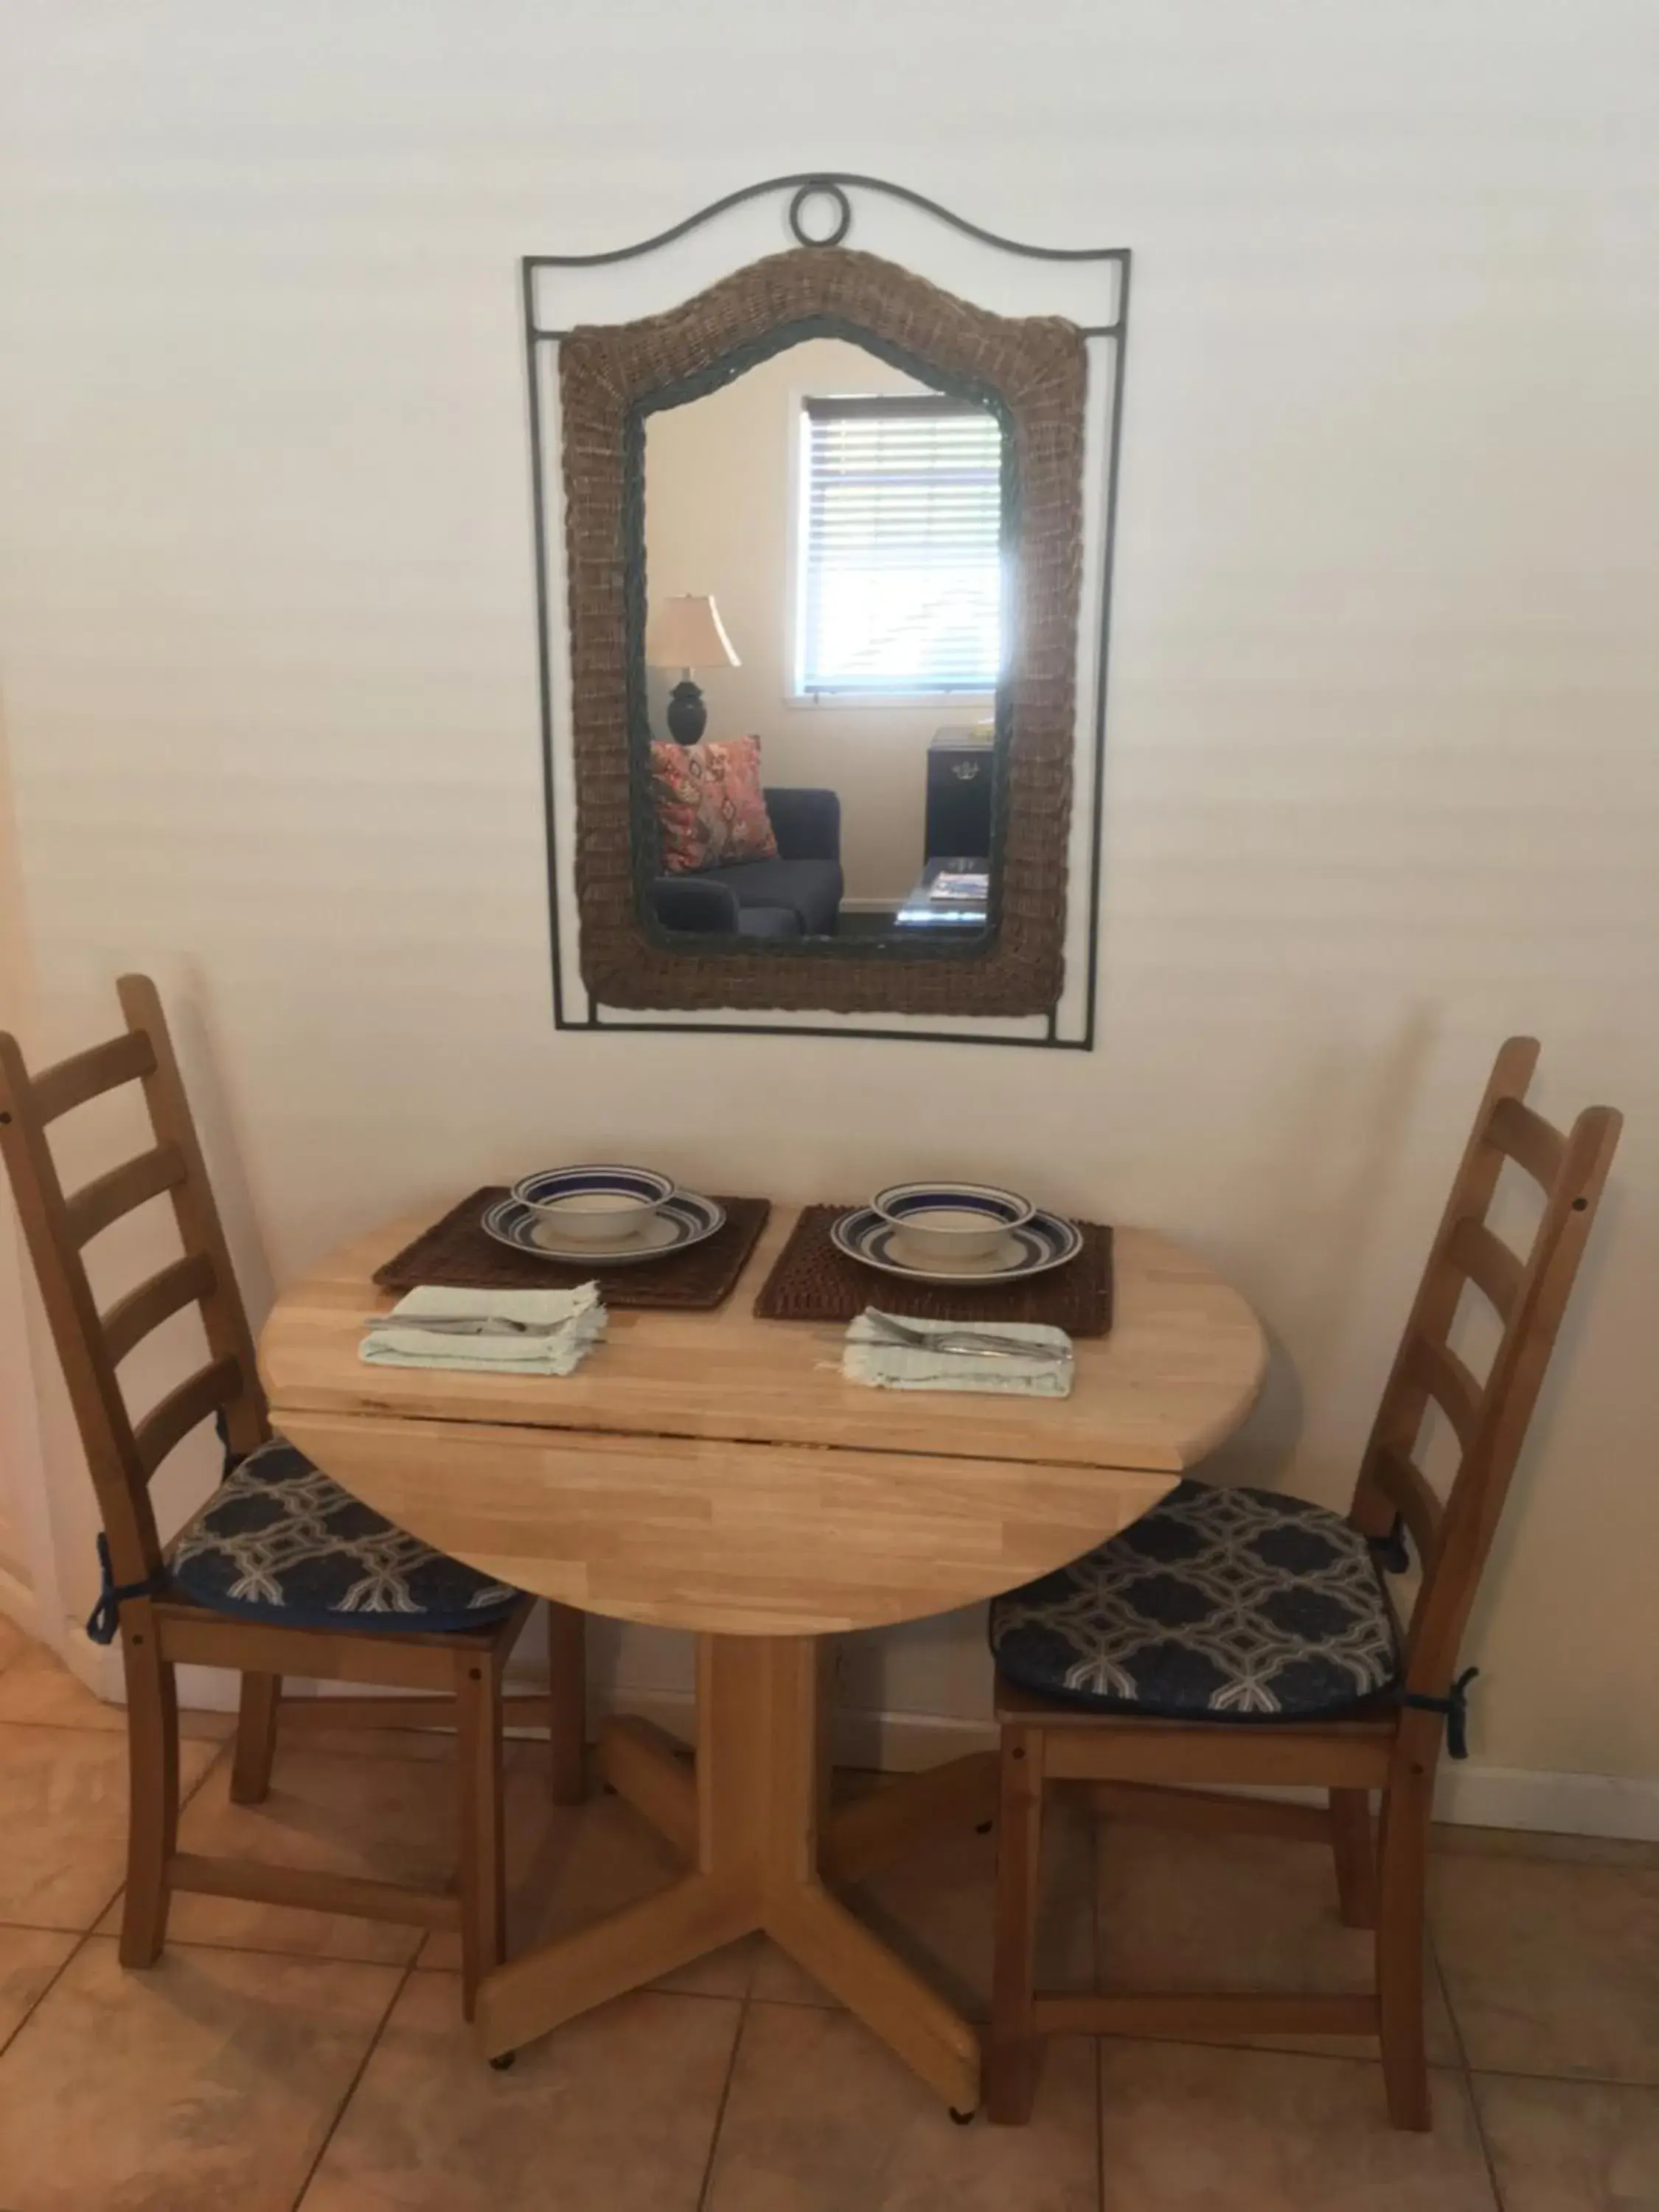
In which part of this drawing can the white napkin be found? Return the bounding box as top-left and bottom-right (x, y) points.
(360, 1284), (605, 1374)
(841, 1309), (1074, 1397)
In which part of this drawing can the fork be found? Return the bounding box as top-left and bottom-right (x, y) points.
(358, 1313), (568, 1337)
(851, 1313), (1073, 1363)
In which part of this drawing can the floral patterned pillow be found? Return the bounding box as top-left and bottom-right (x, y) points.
(650, 735), (779, 874)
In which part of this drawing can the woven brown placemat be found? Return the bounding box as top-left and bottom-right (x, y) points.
(753, 1204), (1112, 1336)
(372, 1189), (771, 1310)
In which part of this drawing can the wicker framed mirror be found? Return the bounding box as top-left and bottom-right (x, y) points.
(526, 178), (1129, 1047)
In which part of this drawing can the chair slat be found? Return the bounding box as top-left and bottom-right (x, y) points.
(132, 1354), (242, 1478)
(1446, 1217), (1521, 1322)
(101, 1252), (217, 1366)
(63, 1141), (187, 1247)
(1489, 1095), (1566, 1187)
(1032, 1991), (1379, 2039)
(1371, 1444), (1442, 1564)
(32, 1030), (158, 1124)
(166, 1853), (462, 1930)
(1403, 1335), (1484, 1456)
(1037, 1722), (1394, 1790)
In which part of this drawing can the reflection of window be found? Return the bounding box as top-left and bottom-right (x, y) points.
(796, 395), (1004, 697)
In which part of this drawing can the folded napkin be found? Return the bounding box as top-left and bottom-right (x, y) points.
(360, 1284), (605, 1375)
(841, 1309), (1074, 1398)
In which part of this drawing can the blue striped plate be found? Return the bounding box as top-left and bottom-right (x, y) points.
(482, 1189), (725, 1266)
(830, 1205), (1082, 1285)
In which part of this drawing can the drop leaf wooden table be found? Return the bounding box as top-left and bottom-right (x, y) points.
(260, 1205), (1267, 2110)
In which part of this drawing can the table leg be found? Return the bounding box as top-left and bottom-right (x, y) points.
(474, 1632), (983, 2112)
(822, 1750), (999, 1884)
(597, 1703), (998, 1891)
(476, 1870), (752, 2057)
(767, 1880), (986, 2106)
(597, 1714), (698, 1859)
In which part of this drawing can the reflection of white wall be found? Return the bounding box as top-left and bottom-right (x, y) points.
(643, 339), (992, 905)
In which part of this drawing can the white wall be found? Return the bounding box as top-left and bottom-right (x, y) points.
(1, 3), (1657, 1804)
(0, 715), (61, 1627)
(643, 339), (985, 905)
(0, 1255), (31, 1592)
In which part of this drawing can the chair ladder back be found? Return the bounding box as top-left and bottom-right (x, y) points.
(29, 1028), (157, 1125)
(0, 1029), (162, 1585)
(1403, 1098), (1621, 1695)
(114, 975), (268, 1460)
(1349, 1036), (1542, 1566)
(0, 978), (268, 1585)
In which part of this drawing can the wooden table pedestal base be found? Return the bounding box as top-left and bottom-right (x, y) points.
(474, 1633), (997, 2112)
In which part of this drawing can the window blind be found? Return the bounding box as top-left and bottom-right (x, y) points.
(798, 394), (1004, 696)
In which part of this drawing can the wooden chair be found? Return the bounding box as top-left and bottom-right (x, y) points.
(986, 1038), (1621, 2129)
(0, 974), (589, 2024)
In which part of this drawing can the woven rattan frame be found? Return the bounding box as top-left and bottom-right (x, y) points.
(559, 247), (1088, 1017)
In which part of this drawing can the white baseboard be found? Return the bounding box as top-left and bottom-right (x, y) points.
(605, 1683), (992, 1773)
(1436, 1762), (1659, 1843)
(602, 1690), (1659, 1843)
(44, 1642), (1659, 1846)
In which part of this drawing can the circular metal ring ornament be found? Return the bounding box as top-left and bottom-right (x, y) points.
(787, 181), (852, 248)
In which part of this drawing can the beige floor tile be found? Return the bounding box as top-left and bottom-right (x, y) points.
(0, 1722), (219, 1929)
(0, 1642), (232, 1737)
(1433, 1854), (1659, 2082)
(419, 1770), (756, 1997)
(1098, 2040), (1496, 2211)
(97, 1742), (465, 1965)
(748, 1940), (832, 2006)
(1475, 2073), (1659, 2211)
(751, 1790), (1095, 2015)
(1096, 1818), (1460, 2063)
(0, 1934), (400, 2212)
(0, 1926), (80, 2048)
(301, 1970), (737, 2212)
(710, 2003), (1096, 2211)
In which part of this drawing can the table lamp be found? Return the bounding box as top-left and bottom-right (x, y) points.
(645, 594), (741, 745)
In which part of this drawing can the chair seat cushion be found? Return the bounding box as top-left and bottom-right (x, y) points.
(735, 903), (804, 939)
(700, 855), (844, 936)
(989, 1480), (1399, 1723)
(168, 1437), (522, 1632)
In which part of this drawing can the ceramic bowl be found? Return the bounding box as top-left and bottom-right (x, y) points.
(509, 1164), (675, 1245)
(869, 1181), (1037, 1265)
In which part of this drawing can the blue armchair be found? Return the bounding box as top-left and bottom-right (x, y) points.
(650, 787), (843, 939)
(650, 876), (801, 940)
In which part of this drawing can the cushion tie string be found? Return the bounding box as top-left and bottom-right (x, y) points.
(85, 1532), (165, 1647)
(1401, 1666), (1480, 1761)
(1368, 1513), (1411, 1576)
(212, 1405), (247, 1479)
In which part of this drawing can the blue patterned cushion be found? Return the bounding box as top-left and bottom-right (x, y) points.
(990, 1480), (1398, 1722)
(169, 1438), (522, 1632)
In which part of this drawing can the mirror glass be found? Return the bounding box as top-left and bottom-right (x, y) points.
(635, 337), (1010, 953)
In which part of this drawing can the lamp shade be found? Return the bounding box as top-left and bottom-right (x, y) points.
(645, 594), (741, 671)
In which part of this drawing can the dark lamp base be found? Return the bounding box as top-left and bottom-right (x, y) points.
(665, 681), (708, 746)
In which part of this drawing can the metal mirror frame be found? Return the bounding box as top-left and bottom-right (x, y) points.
(525, 175), (1130, 1048)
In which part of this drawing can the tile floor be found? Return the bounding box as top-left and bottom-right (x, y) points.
(0, 1614), (1655, 2211)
